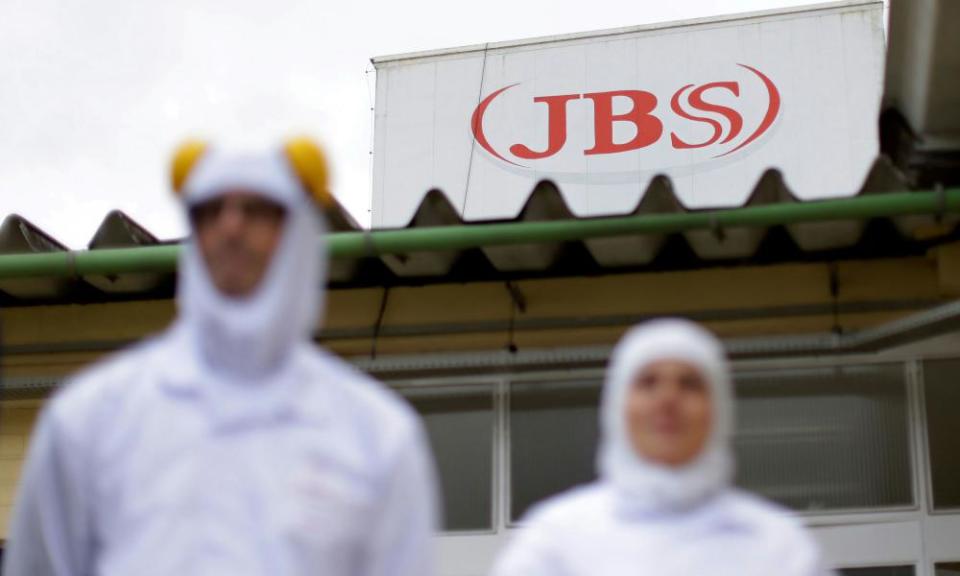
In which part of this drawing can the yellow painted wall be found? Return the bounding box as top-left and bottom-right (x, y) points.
(3, 253), (959, 373)
(0, 400), (41, 539)
(0, 247), (958, 539)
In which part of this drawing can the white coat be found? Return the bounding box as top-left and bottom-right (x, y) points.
(3, 145), (438, 576)
(492, 319), (832, 576)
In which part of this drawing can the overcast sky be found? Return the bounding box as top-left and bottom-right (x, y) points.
(1, 0), (858, 247)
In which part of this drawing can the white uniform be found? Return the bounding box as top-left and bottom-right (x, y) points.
(492, 320), (832, 576)
(3, 147), (438, 576)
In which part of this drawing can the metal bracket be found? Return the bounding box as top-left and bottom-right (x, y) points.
(505, 281), (527, 314)
(370, 286), (390, 360)
(709, 215), (726, 242)
(935, 182), (946, 223)
(505, 281), (527, 353)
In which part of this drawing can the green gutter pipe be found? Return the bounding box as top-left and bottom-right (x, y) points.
(0, 189), (958, 280)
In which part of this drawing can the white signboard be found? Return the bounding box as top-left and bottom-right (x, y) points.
(372, 1), (885, 227)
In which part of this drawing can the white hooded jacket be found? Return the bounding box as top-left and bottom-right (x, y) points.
(491, 319), (832, 576)
(3, 146), (438, 576)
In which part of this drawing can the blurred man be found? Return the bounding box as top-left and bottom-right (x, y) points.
(3, 139), (437, 576)
(492, 319), (832, 576)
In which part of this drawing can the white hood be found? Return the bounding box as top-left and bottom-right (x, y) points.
(598, 318), (734, 515)
(176, 146), (327, 383)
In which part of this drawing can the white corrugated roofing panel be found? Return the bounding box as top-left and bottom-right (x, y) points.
(372, 1), (886, 228)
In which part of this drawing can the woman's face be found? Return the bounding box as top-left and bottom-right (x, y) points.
(624, 359), (713, 467)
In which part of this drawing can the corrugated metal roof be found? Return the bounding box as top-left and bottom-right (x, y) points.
(1, 0), (957, 306)
(0, 156), (957, 306)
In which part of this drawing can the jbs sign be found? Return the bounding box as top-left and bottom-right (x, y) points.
(471, 64), (780, 168)
(372, 4), (884, 227)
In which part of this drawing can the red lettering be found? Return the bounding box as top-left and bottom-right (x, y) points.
(509, 94), (581, 160)
(716, 64), (780, 158)
(583, 90), (662, 155)
(475, 66), (777, 162)
(670, 82), (743, 149)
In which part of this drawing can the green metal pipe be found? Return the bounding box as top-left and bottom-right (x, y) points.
(0, 189), (957, 280)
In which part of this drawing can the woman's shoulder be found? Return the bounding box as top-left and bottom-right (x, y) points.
(519, 482), (612, 530)
(719, 490), (823, 558)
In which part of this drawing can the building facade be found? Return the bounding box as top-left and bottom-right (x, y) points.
(1, 1), (960, 575)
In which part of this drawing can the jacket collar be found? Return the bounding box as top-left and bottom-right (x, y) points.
(155, 321), (329, 430)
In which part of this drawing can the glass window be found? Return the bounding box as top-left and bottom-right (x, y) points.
(839, 567), (914, 576)
(734, 364), (912, 511)
(509, 379), (601, 521)
(935, 562), (960, 576)
(509, 364), (913, 521)
(402, 385), (494, 531)
(923, 359), (960, 510)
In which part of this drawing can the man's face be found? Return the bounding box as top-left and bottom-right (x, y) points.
(624, 359), (713, 467)
(190, 190), (286, 298)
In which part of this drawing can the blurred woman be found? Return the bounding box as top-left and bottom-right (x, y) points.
(492, 319), (832, 576)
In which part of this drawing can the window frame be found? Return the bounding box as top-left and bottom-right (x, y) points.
(394, 379), (503, 536)
(916, 359), (960, 515)
(385, 349), (960, 576)
(505, 375), (604, 524)
(503, 359), (922, 525)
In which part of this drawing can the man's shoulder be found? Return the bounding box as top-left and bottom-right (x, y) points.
(43, 335), (167, 437)
(297, 345), (421, 437)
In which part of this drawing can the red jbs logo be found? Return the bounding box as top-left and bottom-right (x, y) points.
(471, 64), (780, 168)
